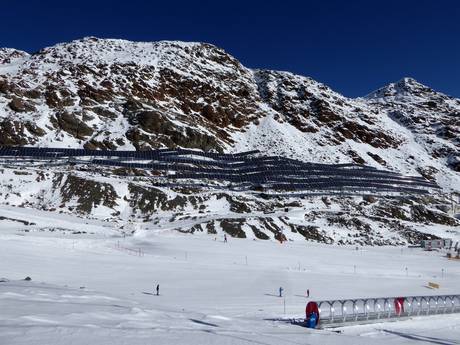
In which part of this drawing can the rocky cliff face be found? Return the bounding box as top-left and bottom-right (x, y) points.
(0, 37), (459, 244)
(0, 38), (264, 152)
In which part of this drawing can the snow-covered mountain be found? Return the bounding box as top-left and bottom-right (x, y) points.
(0, 37), (459, 245)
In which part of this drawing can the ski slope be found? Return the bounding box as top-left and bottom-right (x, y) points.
(1, 206), (460, 344)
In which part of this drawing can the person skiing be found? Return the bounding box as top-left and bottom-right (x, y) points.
(224, 234), (227, 243)
(156, 284), (160, 296)
(307, 289), (310, 297)
(279, 286), (284, 297)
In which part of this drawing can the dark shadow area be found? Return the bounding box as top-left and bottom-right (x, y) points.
(189, 319), (219, 327)
(381, 329), (460, 345)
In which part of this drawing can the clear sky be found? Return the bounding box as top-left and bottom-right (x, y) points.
(1, 0), (459, 98)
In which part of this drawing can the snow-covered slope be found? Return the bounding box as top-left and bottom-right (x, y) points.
(0, 38), (458, 188)
(0, 37), (459, 243)
(365, 78), (460, 175)
(1, 220), (460, 345)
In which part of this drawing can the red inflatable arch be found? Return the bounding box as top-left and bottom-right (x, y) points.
(394, 297), (405, 315)
(305, 301), (320, 325)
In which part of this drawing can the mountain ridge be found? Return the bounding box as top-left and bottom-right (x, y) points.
(2, 37), (453, 98)
(0, 37), (458, 190)
(0, 37), (459, 245)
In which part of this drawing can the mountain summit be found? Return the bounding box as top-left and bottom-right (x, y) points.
(366, 77), (438, 99)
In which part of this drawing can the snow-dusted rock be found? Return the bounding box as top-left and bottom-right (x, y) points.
(0, 38), (459, 244)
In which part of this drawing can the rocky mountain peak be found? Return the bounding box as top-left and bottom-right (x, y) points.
(363, 77), (460, 175)
(365, 77), (436, 99)
(29, 37), (240, 71)
(0, 48), (29, 64)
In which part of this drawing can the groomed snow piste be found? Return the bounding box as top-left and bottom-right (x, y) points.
(1, 205), (459, 345)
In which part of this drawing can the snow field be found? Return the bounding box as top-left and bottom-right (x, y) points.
(1, 206), (459, 344)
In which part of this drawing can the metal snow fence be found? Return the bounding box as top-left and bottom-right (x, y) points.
(317, 295), (460, 327)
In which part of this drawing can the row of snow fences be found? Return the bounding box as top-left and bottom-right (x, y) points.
(0, 147), (439, 195)
(316, 294), (460, 326)
(0, 147), (259, 161)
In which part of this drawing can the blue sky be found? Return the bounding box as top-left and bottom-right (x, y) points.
(1, 0), (459, 97)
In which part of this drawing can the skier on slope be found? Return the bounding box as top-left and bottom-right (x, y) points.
(156, 284), (160, 296)
(224, 234), (227, 243)
(279, 286), (284, 297)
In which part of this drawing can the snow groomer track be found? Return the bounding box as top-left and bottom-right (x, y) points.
(317, 294), (460, 328)
(0, 147), (439, 196)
